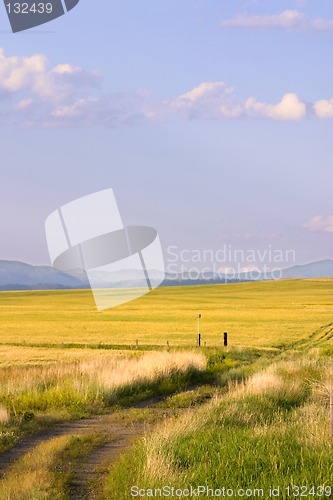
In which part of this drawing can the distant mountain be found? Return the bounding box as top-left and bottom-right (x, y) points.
(0, 261), (85, 290)
(280, 259), (333, 279)
(0, 259), (332, 291)
(163, 259), (333, 285)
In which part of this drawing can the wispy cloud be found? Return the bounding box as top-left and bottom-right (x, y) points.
(171, 82), (243, 119)
(303, 215), (333, 233)
(1, 49), (332, 128)
(220, 10), (333, 31)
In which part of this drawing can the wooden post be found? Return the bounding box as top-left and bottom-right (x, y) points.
(224, 332), (228, 347)
(136, 339), (139, 349)
(197, 313), (202, 347)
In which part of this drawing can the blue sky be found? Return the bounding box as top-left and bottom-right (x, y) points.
(0, 0), (332, 273)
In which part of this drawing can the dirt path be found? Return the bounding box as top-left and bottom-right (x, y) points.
(68, 408), (175, 500)
(0, 398), (181, 499)
(0, 414), (119, 476)
(69, 421), (143, 499)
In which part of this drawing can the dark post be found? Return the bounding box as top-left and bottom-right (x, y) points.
(224, 332), (228, 347)
(197, 313), (202, 347)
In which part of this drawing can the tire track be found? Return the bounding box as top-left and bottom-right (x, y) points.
(292, 322), (333, 349)
(68, 411), (172, 500)
(0, 393), (196, 499)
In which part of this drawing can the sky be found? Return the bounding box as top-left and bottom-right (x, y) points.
(0, 0), (332, 274)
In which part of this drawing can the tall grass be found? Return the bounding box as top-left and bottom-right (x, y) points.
(105, 353), (333, 499)
(0, 351), (205, 398)
(0, 350), (206, 452)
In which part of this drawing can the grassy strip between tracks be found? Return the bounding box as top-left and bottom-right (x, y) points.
(105, 349), (333, 500)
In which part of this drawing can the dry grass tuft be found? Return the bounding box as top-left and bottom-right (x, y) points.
(0, 351), (206, 399)
(82, 351), (206, 389)
(0, 406), (10, 424)
(0, 435), (70, 499)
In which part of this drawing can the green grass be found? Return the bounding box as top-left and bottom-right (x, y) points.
(156, 386), (217, 409)
(0, 346), (274, 453)
(0, 349), (208, 452)
(0, 279), (332, 348)
(0, 432), (109, 500)
(104, 351), (333, 500)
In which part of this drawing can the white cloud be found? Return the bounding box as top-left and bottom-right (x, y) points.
(178, 82), (231, 102)
(174, 86), (306, 121)
(53, 64), (79, 75)
(303, 215), (333, 233)
(220, 10), (333, 31)
(0, 48), (100, 103)
(1, 48), (332, 127)
(314, 99), (333, 118)
(245, 93), (306, 120)
(0, 48), (105, 126)
(0, 48), (47, 92)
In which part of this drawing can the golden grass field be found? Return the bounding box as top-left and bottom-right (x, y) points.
(0, 278), (332, 348)
(0, 279), (331, 499)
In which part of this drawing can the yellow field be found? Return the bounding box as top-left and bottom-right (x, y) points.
(0, 279), (332, 499)
(0, 279), (332, 349)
